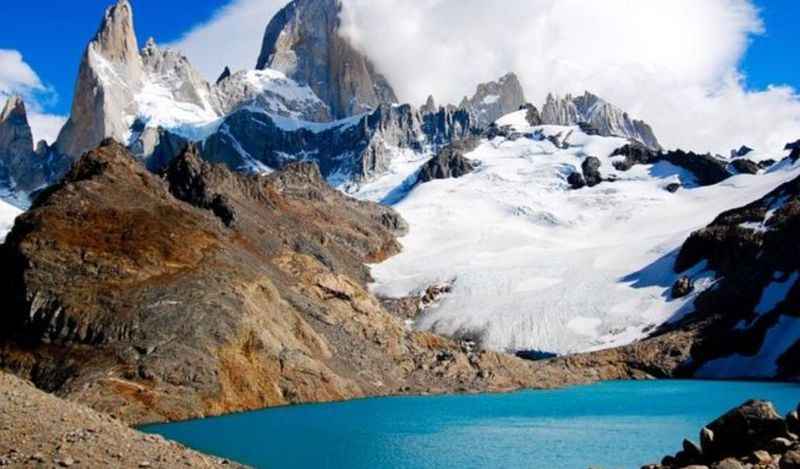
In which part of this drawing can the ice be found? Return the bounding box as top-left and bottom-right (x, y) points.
(363, 118), (800, 354)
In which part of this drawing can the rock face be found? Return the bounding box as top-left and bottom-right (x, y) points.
(664, 170), (800, 380)
(417, 138), (479, 184)
(612, 143), (731, 186)
(1, 140), (620, 425)
(255, 0), (398, 119)
(0, 96), (70, 197)
(541, 92), (661, 150)
(55, 0), (144, 159)
(204, 102), (474, 183)
(581, 156), (603, 187)
(460, 73), (527, 129)
(643, 399), (799, 469)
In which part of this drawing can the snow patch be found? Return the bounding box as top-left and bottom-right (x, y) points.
(0, 200), (21, 242)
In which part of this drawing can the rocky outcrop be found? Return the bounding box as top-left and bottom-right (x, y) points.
(460, 73), (527, 129)
(55, 0), (144, 159)
(612, 143), (731, 186)
(663, 171), (800, 380)
(255, 0), (397, 119)
(417, 138), (480, 184)
(644, 400), (800, 469)
(730, 158), (760, 175)
(0, 371), (244, 468)
(541, 92), (661, 150)
(581, 156), (603, 187)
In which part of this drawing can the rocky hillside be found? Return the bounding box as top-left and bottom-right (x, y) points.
(0, 371), (245, 468)
(644, 399), (800, 469)
(0, 139), (643, 425)
(662, 171), (800, 380)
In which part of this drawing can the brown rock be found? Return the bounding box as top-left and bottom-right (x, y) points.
(782, 450), (800, 469)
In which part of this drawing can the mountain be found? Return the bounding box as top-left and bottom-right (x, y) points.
(255, 0), (398, 119)
(1, 140), (615, 424)
(459, 73), (527, 129)
(55, 0), (144, 159)
(541, 92), (661, 150)
(356, 110), (798, 366)
(0, 96), (70, 201)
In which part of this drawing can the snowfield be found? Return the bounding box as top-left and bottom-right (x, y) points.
(360, 110), (800, 354)
(0, 200), (21, 242)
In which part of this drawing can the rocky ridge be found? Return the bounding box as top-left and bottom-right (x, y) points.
(542, 92), (662, 150)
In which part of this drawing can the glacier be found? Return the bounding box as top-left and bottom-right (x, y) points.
(361, 110), (800, 354)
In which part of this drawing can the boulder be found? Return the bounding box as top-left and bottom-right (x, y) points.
(712, 458), (744, 469)
(703, 400), (789, 459)
(567, 172), (586, 190)
(666, 183), (682, 193)
(782, 450), (800, 469)
(582, 156), (602, 187)
(417, 139), (479, 184)
(671, 276), (695, 298)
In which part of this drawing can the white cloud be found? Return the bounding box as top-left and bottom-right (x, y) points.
(0, 49), (66, 144)
(167, 0), (288, 80)
(170, 0), (800, 154)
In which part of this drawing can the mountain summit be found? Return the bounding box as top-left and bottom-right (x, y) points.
(55, 0), (144, 159)
(255, 0), (398, 119)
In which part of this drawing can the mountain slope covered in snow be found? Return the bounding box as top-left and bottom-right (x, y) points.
(362, 110), (800, 357)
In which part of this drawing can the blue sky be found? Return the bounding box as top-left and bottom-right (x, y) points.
(0, 0), (796, 116)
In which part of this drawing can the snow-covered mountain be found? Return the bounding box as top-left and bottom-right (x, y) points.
(2, 0), (798, 381)
(357, 110), (799, 369)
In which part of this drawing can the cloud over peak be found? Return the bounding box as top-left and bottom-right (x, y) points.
(173, 0), (800, 154)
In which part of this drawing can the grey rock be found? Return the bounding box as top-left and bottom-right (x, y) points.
(521, 103), (543, 127)
(541, 92), (661, 150)
(417, 138), (479, 184)
(256, 0), (397, 119)
(666, 183), (682, 193)
(672, 276), (694, 298)
(581, 156), (602, 187)
(704, 400), (788, 459)
(56, 0), (144, 159)
(216, 66), (232, 85)
(461, 73), (527, 129)
(730, 158), (759, 175)
(567, 172), (586, 190)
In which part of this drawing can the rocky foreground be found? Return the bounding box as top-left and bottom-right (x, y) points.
(644, 400), (800, 469)
(0, 371), (245, 468)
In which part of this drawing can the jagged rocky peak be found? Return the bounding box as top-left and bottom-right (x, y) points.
(55, 0), (144, 159)
(461, 72), (527, 129)
(541, 91), (661, 150)
(216, 66), (232, 85)
(421, 95), (437, 115)
(0, 96), (33, 157)
(255, 0), (398, 119)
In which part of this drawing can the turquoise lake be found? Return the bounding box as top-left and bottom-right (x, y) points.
(142, 380), (800, 469)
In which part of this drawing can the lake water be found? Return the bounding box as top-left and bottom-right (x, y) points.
(142, 380), (800, 469)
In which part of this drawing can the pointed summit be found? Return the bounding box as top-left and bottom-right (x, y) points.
(91, 0), (141, 69)
(0, 96), (28, 125)
(55, 0), (145, 158)
(461, 72), (527, 128)
(255, 0), (397, 119)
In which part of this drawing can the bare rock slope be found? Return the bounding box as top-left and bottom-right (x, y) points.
(0, 371), (245, 468)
